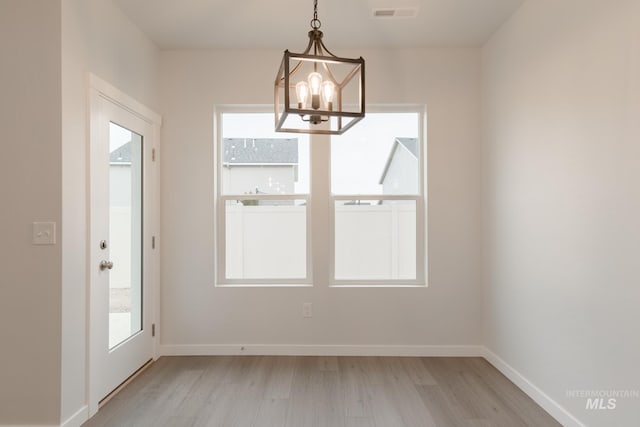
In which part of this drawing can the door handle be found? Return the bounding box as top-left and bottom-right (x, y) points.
(100, 260), (114, 271)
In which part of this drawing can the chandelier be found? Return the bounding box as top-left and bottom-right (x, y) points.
(274, 0), (365, 135)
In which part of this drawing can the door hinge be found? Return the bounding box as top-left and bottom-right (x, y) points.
(152, 323), (156, 337)
(152, 148), (156, 162)
(152, 235), (156, 249)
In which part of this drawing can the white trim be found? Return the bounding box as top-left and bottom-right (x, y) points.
(222, 163), (298, 166)
(215, 105), (426, 287)
(160, 344), (484, 357)
(88, 74), (161, 126)
(0, 405), (89, 427)
(60, 406), (89, 427)
(482, 347), (586, 427)
(0, 425), (58, 427)
(328, 107), (427, 287)
(214, 107), (314, 286)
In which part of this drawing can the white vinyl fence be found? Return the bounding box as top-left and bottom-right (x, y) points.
(225, 202), (416, 281)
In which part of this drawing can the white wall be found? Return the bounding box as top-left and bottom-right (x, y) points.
(0, 1), (62, 424)
(482, 0), (640, 425)
(61, 0), (159, 423)
(160, 48), (482, 350)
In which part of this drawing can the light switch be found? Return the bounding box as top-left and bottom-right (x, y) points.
(33, 222), (56, 245)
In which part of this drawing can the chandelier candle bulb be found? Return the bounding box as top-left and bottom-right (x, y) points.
(308, 72), (323, 93)
(308, 72), (322, 110)
(295, 81), (310, 109)
(322, 81), (335, 110)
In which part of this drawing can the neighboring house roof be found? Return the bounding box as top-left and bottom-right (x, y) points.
(110, 141), (132, 163)
(396, 137), (418, 158)
(223, 138), (298, 165)
(378, 137), (419, 184)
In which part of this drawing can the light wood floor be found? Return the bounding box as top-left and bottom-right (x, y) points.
(82, 356), (561, 427)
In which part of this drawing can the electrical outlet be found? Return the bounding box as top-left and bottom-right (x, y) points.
(303, 303), (312, 318)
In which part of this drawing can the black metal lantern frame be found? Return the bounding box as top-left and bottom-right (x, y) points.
(274, 1), (365, 135)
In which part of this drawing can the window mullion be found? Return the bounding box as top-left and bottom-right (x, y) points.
(310, 132), (331, 286)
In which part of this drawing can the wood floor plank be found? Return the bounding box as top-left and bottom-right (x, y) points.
(447, 358), (529, 427)
(263, 356), (296, 399)
(252, 398), (289, 427)
(368, 382), (408, 427)
(284, 356), (317, 427)
(338, 357), (375, 419)
(401, 356), (438, 386)
(358, 356), (387, 386)
(314, 371), (347, 427)
(318, 355), (339, 371)
(379, 357), (438, 427)
(194, 382), (242, 427)
(174, 356), (234, 419)
(345, 416), (375, 427)
(216, 356), (271, 427)
(422, 357), (490, 420)
(82, 356), (562, 427)
(417, 384), (472, 427)
(160, 416), (197, 427)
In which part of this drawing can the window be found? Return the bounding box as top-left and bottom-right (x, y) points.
(330, 112), (423, 284)
(216, 111), (311, 285)
(215, 106), (425, 286)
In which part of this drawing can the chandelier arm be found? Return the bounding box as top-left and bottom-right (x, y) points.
(287, 60), (306, 78)
(320, 62), (339, 86)
(300, 115), (329, 123)
(317, 39), (339, 58)
(301, 36), (315, 55)
(339, 64), (362, 88)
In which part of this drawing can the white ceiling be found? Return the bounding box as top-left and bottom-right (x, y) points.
(113, 0), (525, 50)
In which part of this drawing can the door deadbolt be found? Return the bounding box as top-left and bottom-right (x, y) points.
(99, 240), (108, 250)
(100, 260), (114, 271)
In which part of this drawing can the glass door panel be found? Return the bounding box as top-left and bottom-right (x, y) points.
(108, 122), (143, 349)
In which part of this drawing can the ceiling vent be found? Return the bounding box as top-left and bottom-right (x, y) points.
(372, 7), (419, 19)
(369, 0), (419, 19)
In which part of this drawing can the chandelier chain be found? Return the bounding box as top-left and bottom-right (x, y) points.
(310, 0), (321, 29)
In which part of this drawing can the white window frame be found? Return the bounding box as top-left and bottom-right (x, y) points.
(214, 105), (313, 286)
(214, 104), (427, 287)
(329, 105), (427, 286)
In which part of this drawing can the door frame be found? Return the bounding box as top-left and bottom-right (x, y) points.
(87, 74), (161, 416)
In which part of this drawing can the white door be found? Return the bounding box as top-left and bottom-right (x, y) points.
(88, 78), (159, 414)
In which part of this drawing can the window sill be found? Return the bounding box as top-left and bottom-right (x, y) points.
(214, 283), (313, 288)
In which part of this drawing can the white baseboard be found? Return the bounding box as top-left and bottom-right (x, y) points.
(160, 344), (485, 357)
(482, 347), (585, 427)
(0, 406), (88, 427)
(60, 405), (88, 427)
